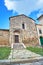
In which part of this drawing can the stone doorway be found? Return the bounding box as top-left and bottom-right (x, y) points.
(15, 35), (19, 43)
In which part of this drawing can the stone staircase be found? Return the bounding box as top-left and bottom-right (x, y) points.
(13, 43), (26, 50)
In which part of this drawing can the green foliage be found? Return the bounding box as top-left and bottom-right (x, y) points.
(26, 47), (43, 56)
(0, 47), (11, 59)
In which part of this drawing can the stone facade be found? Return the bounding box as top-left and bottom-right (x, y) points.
(0, 14), (39, 47)
(0, 29), (9, 46)
(9, 14), (39, 47)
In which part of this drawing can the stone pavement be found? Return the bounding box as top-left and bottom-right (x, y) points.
(9, 43), (42, 59)
(9, 49), (42, 59)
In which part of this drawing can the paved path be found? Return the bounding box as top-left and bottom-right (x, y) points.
(9, 43), (42, 59)
(9, 49), (41, 59)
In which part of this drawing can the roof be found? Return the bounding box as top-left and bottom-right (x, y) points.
(9, 14), (36, 22)
(0, 29), (9, 31)
(36, 24), (43, 26)
(37, 15), (43, 20)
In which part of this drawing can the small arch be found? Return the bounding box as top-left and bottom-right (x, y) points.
(14, 30), (20, 33)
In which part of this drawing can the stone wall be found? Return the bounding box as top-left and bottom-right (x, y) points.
(10, 14), (39, 47)
(0, 29), (9, 46)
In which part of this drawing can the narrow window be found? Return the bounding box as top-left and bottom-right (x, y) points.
(39, 29), (42, 34)
(22, 23), (25, 29)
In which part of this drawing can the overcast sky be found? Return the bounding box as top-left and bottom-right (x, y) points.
(0, 0), (43, 29)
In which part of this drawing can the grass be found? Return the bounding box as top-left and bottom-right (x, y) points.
(0, 47), (11, 59)
(26, 47), (43, 56)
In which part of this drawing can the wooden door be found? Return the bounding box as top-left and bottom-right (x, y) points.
(15, 35), (19, 43)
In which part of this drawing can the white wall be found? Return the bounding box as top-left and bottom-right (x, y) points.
(38, 16), (43, 25)
(36, 25), (43, 45)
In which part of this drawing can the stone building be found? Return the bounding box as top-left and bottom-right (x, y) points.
(36, 15), (43, 46)
(0, 14), (40, 47)
(9, 14), (39, 48)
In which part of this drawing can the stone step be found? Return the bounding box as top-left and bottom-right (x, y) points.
(13, 43), (25, 50)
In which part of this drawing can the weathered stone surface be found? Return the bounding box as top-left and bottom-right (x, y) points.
(9, 49), (41, 59)
(10, 14), (39, 47)
(0, 14), (39, 46)
(0, 30), (10, 46)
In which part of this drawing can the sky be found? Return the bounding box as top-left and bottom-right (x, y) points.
(0, 0), (43, 29)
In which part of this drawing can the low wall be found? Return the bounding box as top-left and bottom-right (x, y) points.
(0, 30), (10, 46)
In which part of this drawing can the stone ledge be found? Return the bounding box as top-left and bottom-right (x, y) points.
(0, 57), (43, 63)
